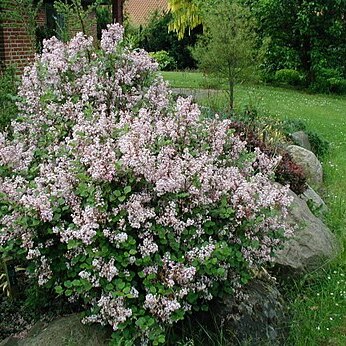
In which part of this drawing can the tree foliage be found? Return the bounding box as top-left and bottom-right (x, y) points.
(167, 0), (203, 39)
(138, 11), (201, 70)
(54, 0), (101, 41)
(192, 0), (261, 110)
(168, 0), (346, 92)
(248, 0), (346, 85)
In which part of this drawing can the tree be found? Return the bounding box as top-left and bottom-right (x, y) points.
(111, 0), (123, 25)
(248, 0), (346, 85)
(192, 0), (260, 110)
(138, 11), (201, 70)
(54, 0), (101, 41)
(168, 0), (222, 39)
(168, 0), (203, 39)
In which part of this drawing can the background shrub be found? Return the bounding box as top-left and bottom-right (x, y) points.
(137, 12), (200, 70)
(0, 26), (292, 345)
(260, 45), (301, 83)
(149, 50), (177, 71)
(310, 68), (346, 94)
(275, 69), (303, 87)
(324, 77), (346, 94)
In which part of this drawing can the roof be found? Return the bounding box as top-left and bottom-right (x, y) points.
(125, 0), (168, 26)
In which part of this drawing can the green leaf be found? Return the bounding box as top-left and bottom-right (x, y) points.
(55, 285), (63, 294)
(106, 283), (114, 291)
(118, 195), (126, 202)
(64, 280), (72, 288)
(114, 190), (122, 197)
(72, 279), (81, 286)
(116, 279), (126, 290)
(135, 317), (147, 328)
(217, 267), (226, 276)
(187, 292), (199, 304)
(67, 239), (79, 249)
(158, 335), (165, 343)
(65, 289), (73, 296)
(124, 186), (131, 194)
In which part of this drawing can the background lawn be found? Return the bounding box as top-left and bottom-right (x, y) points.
(162, 71), (346, 346)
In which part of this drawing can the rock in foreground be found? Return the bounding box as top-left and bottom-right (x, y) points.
(214, 277), (289, 346)
(0, 314), (111, 346)
(275, 189), (338, 273)
(286, 145), (323, 187)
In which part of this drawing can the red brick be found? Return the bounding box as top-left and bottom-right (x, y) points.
(1, 2), (97, 73)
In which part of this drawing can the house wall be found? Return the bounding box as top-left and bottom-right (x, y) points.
(0, 5), (46, 71)
(0, 2), (97, 73)
(125, 0), (168, 26)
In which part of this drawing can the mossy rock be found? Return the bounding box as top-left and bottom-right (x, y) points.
(1, 314), (112, 346)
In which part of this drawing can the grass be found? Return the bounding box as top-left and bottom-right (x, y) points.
(161, 71), (214, 89)
(162, 71), (346, 346)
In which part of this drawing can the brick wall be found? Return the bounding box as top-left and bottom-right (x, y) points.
(0, 5), (46, 71)
(0, 3), (98, 73)
(125, 0), (168, 26)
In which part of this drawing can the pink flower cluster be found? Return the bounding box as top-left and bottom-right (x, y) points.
(0, 25), (293, 340)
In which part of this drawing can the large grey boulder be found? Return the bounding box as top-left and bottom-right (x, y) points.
(275, 189), (338, 273)
(214, 275), (289, 346)
(286, 145), (323, 187)
(291, 131), (311, 151)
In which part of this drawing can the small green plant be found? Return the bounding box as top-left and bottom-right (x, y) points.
(0, 261), (11, 297)
(0, 66), (19, 131)
(281, 119), (330, 158)
(0, 259), (25, 298)
(281, 119), (307, 134)
(306, 130), (330, 158)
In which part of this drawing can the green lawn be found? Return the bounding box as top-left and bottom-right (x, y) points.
(162, 71), (346, 346)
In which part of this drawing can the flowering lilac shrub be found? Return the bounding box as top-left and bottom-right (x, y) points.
(0, 25), (293, 344)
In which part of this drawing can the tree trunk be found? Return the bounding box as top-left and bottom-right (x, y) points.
(112, 0), (124, 25)
(300, 35), (313, 84)
(228, 64), (234, 112)
(229, 79), (234, 112)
